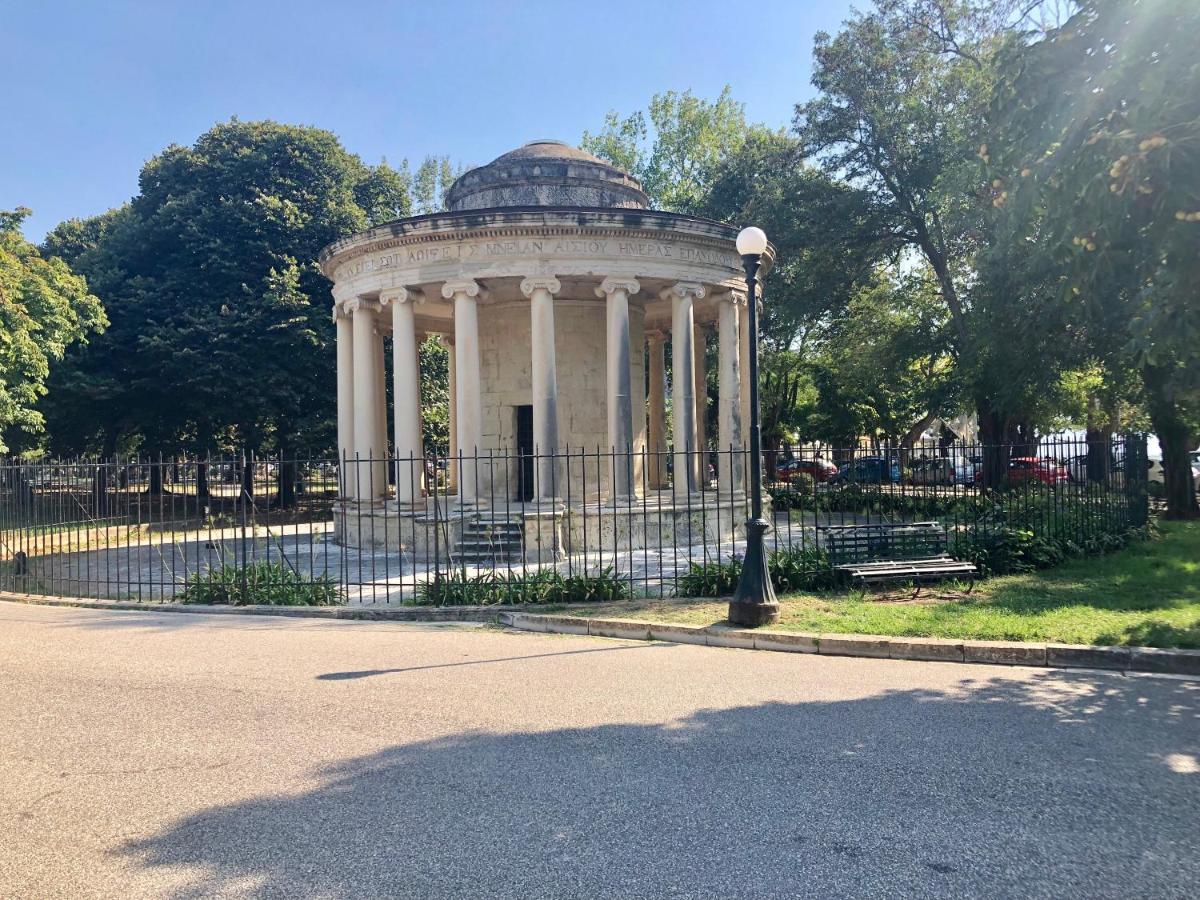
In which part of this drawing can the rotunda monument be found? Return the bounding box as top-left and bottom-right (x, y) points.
(320, 140), (770, 561)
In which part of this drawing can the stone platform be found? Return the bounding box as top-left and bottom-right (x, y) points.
(335, 491), (762, 564)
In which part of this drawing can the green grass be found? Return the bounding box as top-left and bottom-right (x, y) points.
(547, 521), (1200, 649)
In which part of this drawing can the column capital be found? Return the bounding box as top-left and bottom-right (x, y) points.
(661, 282), (707, 302)
(520, 276), (562, 297)
(441, 279), (482, 300)
(646, 328), (668, 344)
(595, 277), (640, 298)
(380, 286), (425, 307)
(721, 288), (747, 306)
(439, 333), (455, 348)
(345, 297), (383, 315)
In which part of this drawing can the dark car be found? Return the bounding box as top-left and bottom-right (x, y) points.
(831, 456), (902, 485)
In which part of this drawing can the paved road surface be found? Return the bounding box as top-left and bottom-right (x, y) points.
(0, 601), (1196, 898)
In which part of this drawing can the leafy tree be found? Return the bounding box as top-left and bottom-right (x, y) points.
(794, 0), (1090, 484)
(411, 156), (462, 214)
(40, 120), (411, 498)
(810, 273), (962, 452)
(701, 128), (901, 452)
(0, 208), (105, 454)
(988, 0), (1200, 516)
(582, 87), (750, 212)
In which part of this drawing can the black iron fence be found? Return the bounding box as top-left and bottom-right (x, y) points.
(0, 434), (1149, 606)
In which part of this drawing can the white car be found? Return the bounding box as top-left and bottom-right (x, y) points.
(1147, 458), (1200, 492)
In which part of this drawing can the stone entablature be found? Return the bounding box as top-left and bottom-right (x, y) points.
(320, 209), (757, 299)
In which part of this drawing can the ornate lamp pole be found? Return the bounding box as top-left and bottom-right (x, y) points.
(729, 226), (780, 626)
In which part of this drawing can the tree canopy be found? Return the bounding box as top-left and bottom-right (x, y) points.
(987, 0), (1200, 514)
(0, 208), (105, 454)
(40, 119), (410, 459)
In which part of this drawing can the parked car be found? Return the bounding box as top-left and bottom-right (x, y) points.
(1147, 458), (1200, 493)
(952, 454), (982, 484)
(975, 456), (1069, 486)
(831, 456), (902, 485)
(905, 457), (956, 486)
(776, 457), (838, 483)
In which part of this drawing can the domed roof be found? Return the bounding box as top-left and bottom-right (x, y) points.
(445, 140), (649, 212)
(490, 139), (610, 165)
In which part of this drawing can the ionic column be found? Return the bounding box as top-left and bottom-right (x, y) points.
(384, 288), (423, 506)
(442, 280), (484, 505)
(521, 276), (562, 501)
(334, 303), (355, 498)
(597, 277), (640, 500)
(348, 297), (388, 499)
(665, 282), (705, 498)
(718, 291), (745, 496)
(441, 334), (457, 492)
(372, 323), (389, 481)
(646, 330), (668, 490)
(694, 322), (709, 484)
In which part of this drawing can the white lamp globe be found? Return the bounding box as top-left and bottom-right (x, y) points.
(736, 226), (768, 256)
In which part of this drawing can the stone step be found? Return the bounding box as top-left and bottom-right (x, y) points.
(457, 539), (522, 551)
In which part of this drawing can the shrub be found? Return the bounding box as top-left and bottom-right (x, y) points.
(678, 557), (743, 597)
(769, 545), (837, 591)
(413, 567), (630, 606)
(768, 489), (807, 512)
(953, 523), (1147, 576)
(677, 545), (836, 597)
(180, 562), (344, 606)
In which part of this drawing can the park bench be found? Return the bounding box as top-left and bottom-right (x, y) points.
(821, 521), (977, 589)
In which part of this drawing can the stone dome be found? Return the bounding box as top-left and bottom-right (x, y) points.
(444, 140), (649, 212)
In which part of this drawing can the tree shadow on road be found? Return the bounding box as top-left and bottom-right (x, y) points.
(115, 669), (1200, 898)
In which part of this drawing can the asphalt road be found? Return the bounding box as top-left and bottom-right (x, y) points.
(1, 602), (1197, 899)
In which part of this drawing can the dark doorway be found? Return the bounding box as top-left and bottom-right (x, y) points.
(515, 405), (534, 502)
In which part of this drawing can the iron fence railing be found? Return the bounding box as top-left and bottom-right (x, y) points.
(0, 434), (1149, 605)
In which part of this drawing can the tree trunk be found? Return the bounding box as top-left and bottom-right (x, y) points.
(1085, 426), (1112, 483)
(900, 412), (936, 468)
(976, 402), (1011, 489)
(1144, 364), (1199, 519)
(196, 462), (210, 503)
(94, 433), (117, 516)
(279, 457), (298, 508)
(148, 458), (164, 495)
(240, 456), (255, 505)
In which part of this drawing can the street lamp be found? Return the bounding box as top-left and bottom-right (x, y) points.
(729, 225), (780, 627)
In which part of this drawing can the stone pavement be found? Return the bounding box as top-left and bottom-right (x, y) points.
(0, 601), (1196, 898)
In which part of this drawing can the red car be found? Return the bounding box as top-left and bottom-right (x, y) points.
(777, 457), (839, 483)
(975, 456), (1069, 485)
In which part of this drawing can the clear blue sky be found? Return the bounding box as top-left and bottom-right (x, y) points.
(3, 0), (858, 241)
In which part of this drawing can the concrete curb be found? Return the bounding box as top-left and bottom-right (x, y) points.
(498, 612), (1200, 677)
(0, 592), (511, 623)
(5, 592), (1197, 677)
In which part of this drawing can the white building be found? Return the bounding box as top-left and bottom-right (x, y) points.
(320, 141), (769, 560)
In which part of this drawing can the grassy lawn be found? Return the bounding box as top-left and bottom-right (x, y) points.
(549, 520), (1200, 649)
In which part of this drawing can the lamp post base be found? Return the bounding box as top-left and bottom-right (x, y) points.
(728, 518), (780, 626)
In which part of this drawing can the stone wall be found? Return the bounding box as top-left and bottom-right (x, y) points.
(476, 298), (648, 501)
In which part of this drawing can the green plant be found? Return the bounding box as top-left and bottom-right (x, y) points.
(412, 567), (631, 606)
(678, 557), (743, 597)
(179, 562), (344, 606)
(678, 546), (836, 597)
(768, 489), (807, 512)
(769, 545), (837, 592)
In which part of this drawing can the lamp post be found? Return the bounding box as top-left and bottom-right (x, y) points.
(729, 226), (780, 626)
